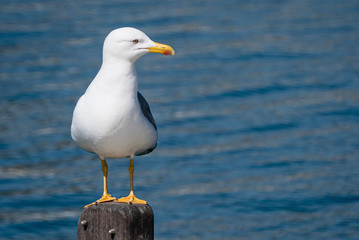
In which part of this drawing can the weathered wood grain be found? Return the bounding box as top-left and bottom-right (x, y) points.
(78, 202), (153, 240)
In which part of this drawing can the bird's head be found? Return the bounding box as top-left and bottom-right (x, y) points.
(103, 27), (175, 63)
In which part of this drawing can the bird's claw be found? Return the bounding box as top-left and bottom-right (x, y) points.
(115, 192), (147, 205)
(84, 194), (117, 208)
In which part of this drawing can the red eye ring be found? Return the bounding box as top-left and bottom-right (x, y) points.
(132, 39), (139, 44)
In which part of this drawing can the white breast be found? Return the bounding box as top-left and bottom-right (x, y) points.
(71, 65), (157, 159)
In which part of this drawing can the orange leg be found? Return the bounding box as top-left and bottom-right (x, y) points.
(84, 158), (116, 208)
(116, 156), (147, 204)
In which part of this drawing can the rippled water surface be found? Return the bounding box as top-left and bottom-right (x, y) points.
(1, 0), (359, 239)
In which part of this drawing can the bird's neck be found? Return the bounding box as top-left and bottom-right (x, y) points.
(88, 60), (138, 97)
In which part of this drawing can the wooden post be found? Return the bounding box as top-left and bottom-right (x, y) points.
(78, 202), (154, 240)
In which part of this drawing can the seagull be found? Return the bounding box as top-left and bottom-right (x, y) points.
(71, 27), (174, 208)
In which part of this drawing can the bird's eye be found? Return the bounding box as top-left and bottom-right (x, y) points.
(132, 39), (139, 44)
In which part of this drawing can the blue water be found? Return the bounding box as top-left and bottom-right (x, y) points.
(1, 0), (359, 239)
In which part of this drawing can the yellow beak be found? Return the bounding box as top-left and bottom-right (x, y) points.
(147, 42), (175, 55)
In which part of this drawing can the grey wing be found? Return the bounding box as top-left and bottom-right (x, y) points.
(136, 91), (157, 156)
(137, 91), (157, 130)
